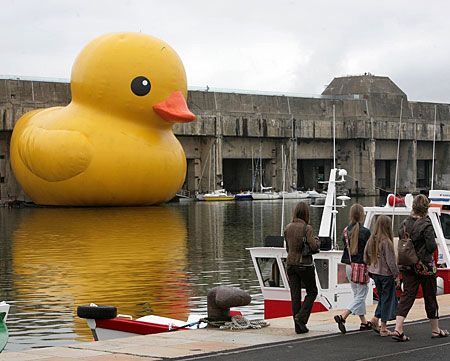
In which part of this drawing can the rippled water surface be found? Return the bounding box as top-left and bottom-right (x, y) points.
(0, 197), (383, 351)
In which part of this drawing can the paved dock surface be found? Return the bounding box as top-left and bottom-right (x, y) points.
(186, 317), (450, 361)
(2, 294), (450, 360)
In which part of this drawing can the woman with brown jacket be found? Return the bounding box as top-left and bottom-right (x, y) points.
(284, 201), (320, 334)
(392, 194), (448, 341)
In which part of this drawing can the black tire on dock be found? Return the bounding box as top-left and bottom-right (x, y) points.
(77, 305), (117, 319)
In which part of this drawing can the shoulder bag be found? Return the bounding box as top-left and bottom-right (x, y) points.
(344, 227), (369, 284)
(302, 225), (319, 256)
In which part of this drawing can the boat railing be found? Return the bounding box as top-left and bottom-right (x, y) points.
(177, 189), (191, 198)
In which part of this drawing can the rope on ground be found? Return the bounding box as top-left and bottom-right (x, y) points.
(203, 315), (270, 330)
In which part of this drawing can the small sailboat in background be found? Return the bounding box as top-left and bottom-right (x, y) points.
(251, 143), (281, 200)
(279, 144), (309, 199)
(306, 189), (326, 199)
(203, 189), (235, 201)
(252, 186), (280, 200)
(196, 140), (234, 201)
(280, 189), (309, 199)
(235, 190), (253, 201)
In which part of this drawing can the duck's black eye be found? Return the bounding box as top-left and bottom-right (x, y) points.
(131, 76), (151, 96)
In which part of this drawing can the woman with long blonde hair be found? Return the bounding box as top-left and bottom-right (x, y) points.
(334, 203), (371, 334)
(364, 215), (399, 336)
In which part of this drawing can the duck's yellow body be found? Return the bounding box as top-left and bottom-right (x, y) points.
(10, 33), (195, 206)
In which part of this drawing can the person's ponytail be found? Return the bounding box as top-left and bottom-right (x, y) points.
(350, 222), (359, 256)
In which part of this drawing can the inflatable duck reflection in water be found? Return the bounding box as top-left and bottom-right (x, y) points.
(10, 33), (195, 206)
(10, 207), (189, 339)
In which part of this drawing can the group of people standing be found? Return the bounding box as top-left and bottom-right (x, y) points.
(284, 194), (449, 341)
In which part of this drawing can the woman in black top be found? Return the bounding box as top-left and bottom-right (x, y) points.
(334, 203), (371, 334)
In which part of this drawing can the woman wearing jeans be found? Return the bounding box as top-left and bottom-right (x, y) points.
(364, 215), (399, 336)
(334, 204), (371, 334)
(285, 201), (320, 334)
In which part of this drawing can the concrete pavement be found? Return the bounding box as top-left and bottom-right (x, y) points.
(2, 294), (450, 360)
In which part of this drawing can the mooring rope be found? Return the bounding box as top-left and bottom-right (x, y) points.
(204, 315), (270, 330)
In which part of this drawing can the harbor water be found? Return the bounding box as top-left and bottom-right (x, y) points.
(0, 197), (384, 352)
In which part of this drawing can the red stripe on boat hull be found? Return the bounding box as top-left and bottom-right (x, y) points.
(264, 299), (328, 319)
(96, 318), (180, 335)
(95, 311), (242, 336)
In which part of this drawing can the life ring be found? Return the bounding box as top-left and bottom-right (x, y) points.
(77, 305), (117, 319)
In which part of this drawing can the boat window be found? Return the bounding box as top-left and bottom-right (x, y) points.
(367, 215), (406, 237)
(441, 214), (450, 239)
(337, 263), (350, 284)
(314, 259), (329, 289)
(256, 257), (285, 288)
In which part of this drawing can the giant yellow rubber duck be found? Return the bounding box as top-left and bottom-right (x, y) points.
(10, 33), (195, 206)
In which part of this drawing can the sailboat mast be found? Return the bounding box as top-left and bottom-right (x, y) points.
(431, 104), (437, 190)
(392, 98), (404, 228)
(259, 141), (263, 191)
(281, 145), (286, 236)
(213, 141), (216, 192)
(332, 104), (337, 249)
(333, 105), (336, 170)
(251, 147), (254, 192)
(208, 143), (212, 192)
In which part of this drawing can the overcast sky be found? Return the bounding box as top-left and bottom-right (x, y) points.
(1, 0), (449, 102)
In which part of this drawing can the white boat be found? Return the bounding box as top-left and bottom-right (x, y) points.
(252, 186), (281, 200)
(306, 189), (326, 199)
(176, 189), (195, 202)
(202, 189), (235, 201)
(77, 305), (242, 341)
(280, 190), (309, 199)
(0, 301), (10, 352)
(248, 168), (450, 319)
(0, 302), (9, 323)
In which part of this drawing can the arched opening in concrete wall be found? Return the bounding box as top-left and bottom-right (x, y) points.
(223, 159), (254, 193)
(417, 160), (432, 190)
(297, 159), (332, 191)
(375, 160), (394, 193)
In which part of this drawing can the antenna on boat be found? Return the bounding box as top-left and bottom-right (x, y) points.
(431, 104), (437, 190)
(392, 97), (403, 229)
(281, 144), (286, 237)
(332, 104), (337, 249)
(316, 104), (349, 250)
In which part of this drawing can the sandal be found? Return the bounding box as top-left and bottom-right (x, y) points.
(370, 321), (380, 334)
(334, 315), (346, 334)
(431, 329), (449, 338)
(380, 330), (394, 337)
(360, 321), (372, 331)
(391, 330), (410, 342)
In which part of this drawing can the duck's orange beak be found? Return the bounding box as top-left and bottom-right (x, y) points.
(153, 91), (196, 123)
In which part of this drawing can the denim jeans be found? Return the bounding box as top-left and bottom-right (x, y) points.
(372, 273), (397, 322)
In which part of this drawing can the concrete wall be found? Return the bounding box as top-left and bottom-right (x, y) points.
(1, 78), (450, 201)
